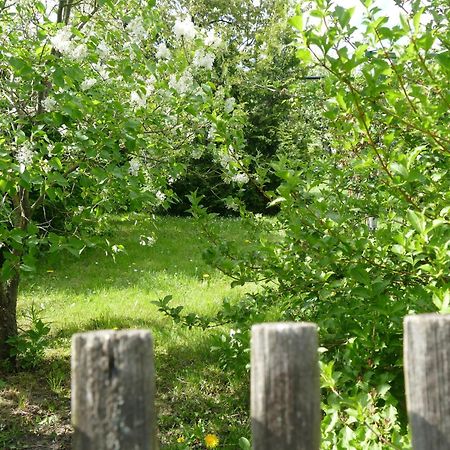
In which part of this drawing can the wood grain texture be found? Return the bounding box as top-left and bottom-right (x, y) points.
(404, 314), (450, 450)
(251, 323), (320, 450)
(71, 330), (156, 450)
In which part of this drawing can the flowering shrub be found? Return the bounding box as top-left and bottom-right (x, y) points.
(0, 0), (245, 360)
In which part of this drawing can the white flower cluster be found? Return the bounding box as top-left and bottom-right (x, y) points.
(51, 27), (72, 53)
(219, 151), (233, 169)
(58, 124), (69, 136)
(193, 49), (215, 70)
(128, 16), (146, 41)
(51, 26), (88, 60)
(129, 158), (141, 176)
(97, 40), (110, 58)
(81, 78), (97, 91)
(72, 44), (88, 60)
(58, 123), (69, 136)
(204, 29), (222, 48)
(173, 16), (196, 41)
(224, 97), (236, 113)
(92, 63), (109, 81)
(16, 141), (35, 170)
(155, 42), (170, 60)
(168, 70), (193, 95)
(146, 75), (157, 96)
(156, 190), (166, 202)
(231, 172), (249, 185)
(42, 96), (57, 111)
(130, 91), (146, 108)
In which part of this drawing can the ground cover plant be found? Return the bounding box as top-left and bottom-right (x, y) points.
(0, 215), (253, 449)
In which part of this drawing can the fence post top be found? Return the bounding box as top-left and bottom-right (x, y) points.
(404, 313), (450, 326)
(252, 322), (318, 333)
(72, 329), (153, 341)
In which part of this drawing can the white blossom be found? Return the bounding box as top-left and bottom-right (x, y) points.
(92, 63), (109, 81)
(58, 124), (69, 136)
(128, 16), (146, 41)
(41, 161), (51, 174)
(81, 78), (97, 91)
(146, 75), (157, 96)
(155, 42), (171, 60)
(42, 96), (57, 111)
(97, 40), (110, 58)
(219, 151), (233, 168)
(204, 29), (222, 48)
(225, 200), (239, 211)
(129, 158), (140, 176)
(231, 172), (249, 185)
(168, 70), (193, 95)
(71, 43), (88, 60)
(51, 27), (72, 54)
(130, 91), (146, 108)
(156, 190), (166, 202)
(193, 49), (215, 70)
(224, 97), (236, 113)
(16, 142), (35, 171)
(173, 16), (196, 41)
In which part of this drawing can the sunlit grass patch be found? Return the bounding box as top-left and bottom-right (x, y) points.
(1, 215), (251, 449)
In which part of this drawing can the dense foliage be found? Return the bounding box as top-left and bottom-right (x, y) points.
(0, 0), (245, 360)
(1, 0), (449, 447)
(158, 0), (450, 447)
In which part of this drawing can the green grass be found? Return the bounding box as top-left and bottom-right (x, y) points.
(0, 215), (251, 449)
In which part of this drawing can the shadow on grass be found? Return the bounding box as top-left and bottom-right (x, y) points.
(1, 313), (250, 449)
(0, 357), (72, 450)
(9, 216), (251, 448)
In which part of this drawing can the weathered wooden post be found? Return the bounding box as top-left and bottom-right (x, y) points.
(71, 330), (156, 450)
(251, 323), (321, 450)
(404, 314), (450, 449)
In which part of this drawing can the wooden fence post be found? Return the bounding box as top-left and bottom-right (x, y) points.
(251, 323), (320, 450)
(404, 314), (450, 449)
(71, 330), (156, 450)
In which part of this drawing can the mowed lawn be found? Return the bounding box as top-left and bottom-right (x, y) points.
(0, 215), (251, 449)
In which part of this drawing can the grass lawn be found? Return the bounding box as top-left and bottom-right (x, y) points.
(0, 215), (251, 449)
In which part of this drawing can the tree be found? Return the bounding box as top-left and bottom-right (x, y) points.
(0, 0), (235, 363)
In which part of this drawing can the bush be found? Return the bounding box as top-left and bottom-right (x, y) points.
(7, 304), (51, 370)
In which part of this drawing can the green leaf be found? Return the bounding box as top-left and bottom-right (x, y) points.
(349, 267), (371, 286)
(407, 210), (426, 234)
(334, 6), (354, 28)
(435, 51), (450, 71)
(296, 48), (312, 62)
(238, 437), (251, 449)
(413, 8), (424, 33)
(390, 162), (408, 178)
(288, 15), (303, 31)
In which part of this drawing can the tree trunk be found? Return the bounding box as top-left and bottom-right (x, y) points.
(0, 274), (19, 364)
(0, 187), (30, 365)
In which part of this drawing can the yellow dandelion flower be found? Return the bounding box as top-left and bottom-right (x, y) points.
(204, 433), (219, 448)
(177, 436), (185, 443)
